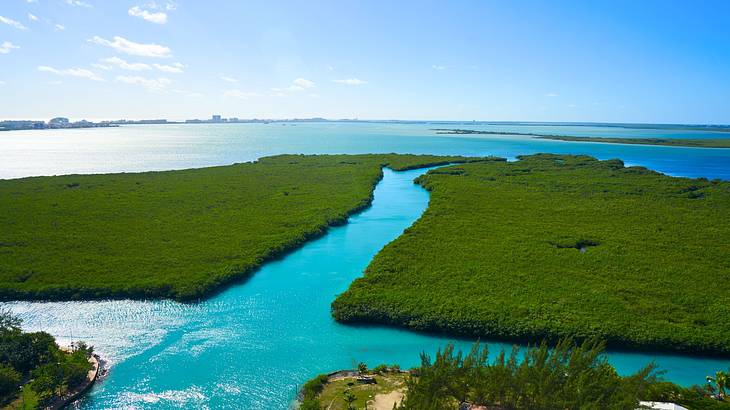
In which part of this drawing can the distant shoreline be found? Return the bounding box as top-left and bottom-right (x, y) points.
(432, 128), (730, 148)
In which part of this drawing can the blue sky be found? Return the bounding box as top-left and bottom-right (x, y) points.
(1, 0), (729, 123)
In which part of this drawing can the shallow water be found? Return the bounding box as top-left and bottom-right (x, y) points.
(2, 122), (730, 408)
(1, 122), (729, 180)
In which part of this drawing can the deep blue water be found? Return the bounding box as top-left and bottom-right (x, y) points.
(1, 122), (729, 409)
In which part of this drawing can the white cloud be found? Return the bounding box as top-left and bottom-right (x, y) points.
(333, 78), (367, 86)
(27, 13), (38, 22)
(154, 62), (184, 73)
(546, 93), (559, 97)
(38, 65), (103, 81)
(88, 36), (172, 58)
(27, 0), (38, 3)
(102, 56), (152, 71)
(293, 78), (315, 88)
(272, 78), (316, 93)
(65, 0), (92, 7)
(128, 6), (167, 24)
(92, 63), (112, 70)
(224, 89), (261, 99)
(0, 81), (5, 86)
(172, 89), (202, 98)
(432, 65), (446, 70)
(0, 41), (20, 55)
(116, 75), (171, 91)
(54, 24), (66, 31)
(220, 75), (238, 83)
(0, 16), (28, 30)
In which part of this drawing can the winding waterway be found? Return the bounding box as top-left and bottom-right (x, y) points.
(4, 167), (728, 409)
(2, 122), (730, 408)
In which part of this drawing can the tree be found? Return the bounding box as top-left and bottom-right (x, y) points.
(0, 363), (21, 399)
(357, 362), (368, 375)
(707, 370), (729, 399)
(343, 389), (357, 410)
(0, 309), (21, 333)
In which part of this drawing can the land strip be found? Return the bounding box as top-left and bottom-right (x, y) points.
(432, 128), (730, 148)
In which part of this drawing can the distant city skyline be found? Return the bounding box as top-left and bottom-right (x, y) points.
(1, 1), (729, 124)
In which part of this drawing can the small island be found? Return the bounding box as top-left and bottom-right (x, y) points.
(432, 128), (730, 148)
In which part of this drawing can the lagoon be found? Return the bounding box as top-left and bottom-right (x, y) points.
(2, 122), (730, 408)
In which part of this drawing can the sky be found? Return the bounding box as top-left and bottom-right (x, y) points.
(0, 0), (729, 123)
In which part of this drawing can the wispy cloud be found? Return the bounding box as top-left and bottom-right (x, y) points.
(172, 88), (202, 98)
(128, 6), (167, 24)
(54, 24), (66, 31)
(38, 65), (103, 81)
(432, 64), (446, 70)
(0, 81), (5, 86)
(0, 16), (28, 30)
(88, 36), (172, 58)
(333, 78), (367, 86)
(220, 75), (238, 83)
(546, 92), (559, 97)
(65, 0), (92, 7)
(116, 75), (171, 92)
(224, 89), (262, 99)
(27, 13), (38, 22)
(154, 62), (184, 73)
(102, 56), (152, 71)
(0, 41), (20, 55)
(272, 78), (316, 92)
(293, 78), (315, 88)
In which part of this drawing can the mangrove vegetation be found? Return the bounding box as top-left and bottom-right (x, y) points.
(0, 154), (483, 302)
(332, 154), (730, 354)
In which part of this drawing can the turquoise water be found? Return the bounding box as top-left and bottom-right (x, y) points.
(1, 122), (730, 408)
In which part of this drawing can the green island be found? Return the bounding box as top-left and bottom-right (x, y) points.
(332, 154), (730, 355)
(432, 128), (730, 148)
(300, 338), (730, 410)
(0, 310), (96, 410)
(0, 154), (485, 302)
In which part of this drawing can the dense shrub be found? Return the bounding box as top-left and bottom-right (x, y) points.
(0, 154), (483, 302)
(333, 154), (730, 354)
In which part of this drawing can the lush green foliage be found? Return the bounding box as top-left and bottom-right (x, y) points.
(333, 154), (730, 354)
(0, 154), (479, 302)
(645, 381), (730, 410)
(0, 310), (93, 407)
(300, 373), (328, 410)
(398, 338), (657, 410)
